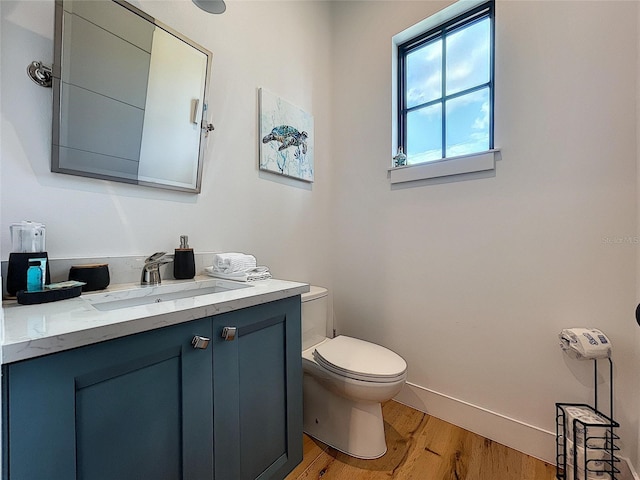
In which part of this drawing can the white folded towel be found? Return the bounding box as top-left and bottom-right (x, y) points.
(205, 266), (272, 282)
(212, 253), (257, 273)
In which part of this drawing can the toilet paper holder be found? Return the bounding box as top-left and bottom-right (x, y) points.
(555, 329), (619, 480)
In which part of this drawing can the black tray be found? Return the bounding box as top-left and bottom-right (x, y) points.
(16, 285), (82, 305)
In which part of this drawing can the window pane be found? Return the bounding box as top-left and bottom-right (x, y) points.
(445, 87), (489, 157)
(446, 18), (490, 96)
(407, 103), (442, 164)
(405, 39), (442, 108)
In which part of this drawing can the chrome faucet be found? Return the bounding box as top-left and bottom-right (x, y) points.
(141, 252), (173, 286)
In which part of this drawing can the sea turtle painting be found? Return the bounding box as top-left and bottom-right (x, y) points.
(262, 125), (308, 155)
(259, 88), (314, 182)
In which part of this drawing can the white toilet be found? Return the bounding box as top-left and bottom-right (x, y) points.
(301, 286), (407, 459)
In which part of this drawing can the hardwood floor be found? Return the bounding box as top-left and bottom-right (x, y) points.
(286, 400), (557, 480)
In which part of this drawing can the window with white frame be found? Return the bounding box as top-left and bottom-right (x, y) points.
(397, 1), (494, 167)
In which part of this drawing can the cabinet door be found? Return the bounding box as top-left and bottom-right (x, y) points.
(4, 318), (213, 480)
(212, 296), (302, 480)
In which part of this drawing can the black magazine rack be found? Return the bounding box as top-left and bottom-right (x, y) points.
(556, 358), (619, 480)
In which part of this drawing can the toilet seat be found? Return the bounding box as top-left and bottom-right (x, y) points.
(312, 336), (407, 383)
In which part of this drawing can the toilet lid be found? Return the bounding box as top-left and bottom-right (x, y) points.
(313, 336), (407, 382)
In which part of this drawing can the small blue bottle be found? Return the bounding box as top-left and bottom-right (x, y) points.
(27, 260), (43, 292)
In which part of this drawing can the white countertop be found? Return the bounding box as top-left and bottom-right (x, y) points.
(1, 276), (309, 364)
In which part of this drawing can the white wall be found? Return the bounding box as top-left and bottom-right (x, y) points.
(0, 0), (333, 289)
(330, 0), (639, 465)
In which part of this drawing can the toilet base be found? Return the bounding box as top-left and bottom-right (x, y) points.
(303, 374), (387, 460)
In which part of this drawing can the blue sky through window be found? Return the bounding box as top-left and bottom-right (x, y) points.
(402, 13), (492, 165)
(407, 104), (442, 162)
(446, 88), (489, 157)
(446, 19), (490, 96)
(406, 39), (441, 109)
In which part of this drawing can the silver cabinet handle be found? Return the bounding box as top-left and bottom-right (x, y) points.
(191, 335), (210, 349)
(221, 327), (237, 341)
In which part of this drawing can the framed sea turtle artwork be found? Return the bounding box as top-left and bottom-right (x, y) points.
(259, 88), (314, 182)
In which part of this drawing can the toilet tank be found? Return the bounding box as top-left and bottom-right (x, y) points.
(302, 286), (328, 351)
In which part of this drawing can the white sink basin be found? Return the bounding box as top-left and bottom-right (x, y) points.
(84, 278), (253, 311)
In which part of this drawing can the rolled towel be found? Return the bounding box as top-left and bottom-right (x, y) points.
(212, 253), (257, 273)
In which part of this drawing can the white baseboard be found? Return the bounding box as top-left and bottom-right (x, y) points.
(394, 382), (557, 464)
(620, 457), (640, 480)
(393, 382), (640, 478)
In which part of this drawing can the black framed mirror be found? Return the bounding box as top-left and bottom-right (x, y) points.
(51, 0), (213, 193)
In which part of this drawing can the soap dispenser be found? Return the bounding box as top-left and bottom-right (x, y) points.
(173, 235), (195, 280)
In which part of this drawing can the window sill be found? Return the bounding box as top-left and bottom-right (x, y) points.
(388, 149), (500, 185)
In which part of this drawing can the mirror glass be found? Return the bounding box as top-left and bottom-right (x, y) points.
(51, 0), (212, 193)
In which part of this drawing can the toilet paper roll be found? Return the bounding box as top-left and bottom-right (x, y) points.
(559, 328), (612, 360)
(563, 407), (610, 448)
(565, 439), (611, 472)
(565, 464), (611, 480)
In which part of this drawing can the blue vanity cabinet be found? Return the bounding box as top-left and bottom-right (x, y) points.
(2, 295), (303, 480)
(3, 317), (214, 480)
(212, 295), (303, 480)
